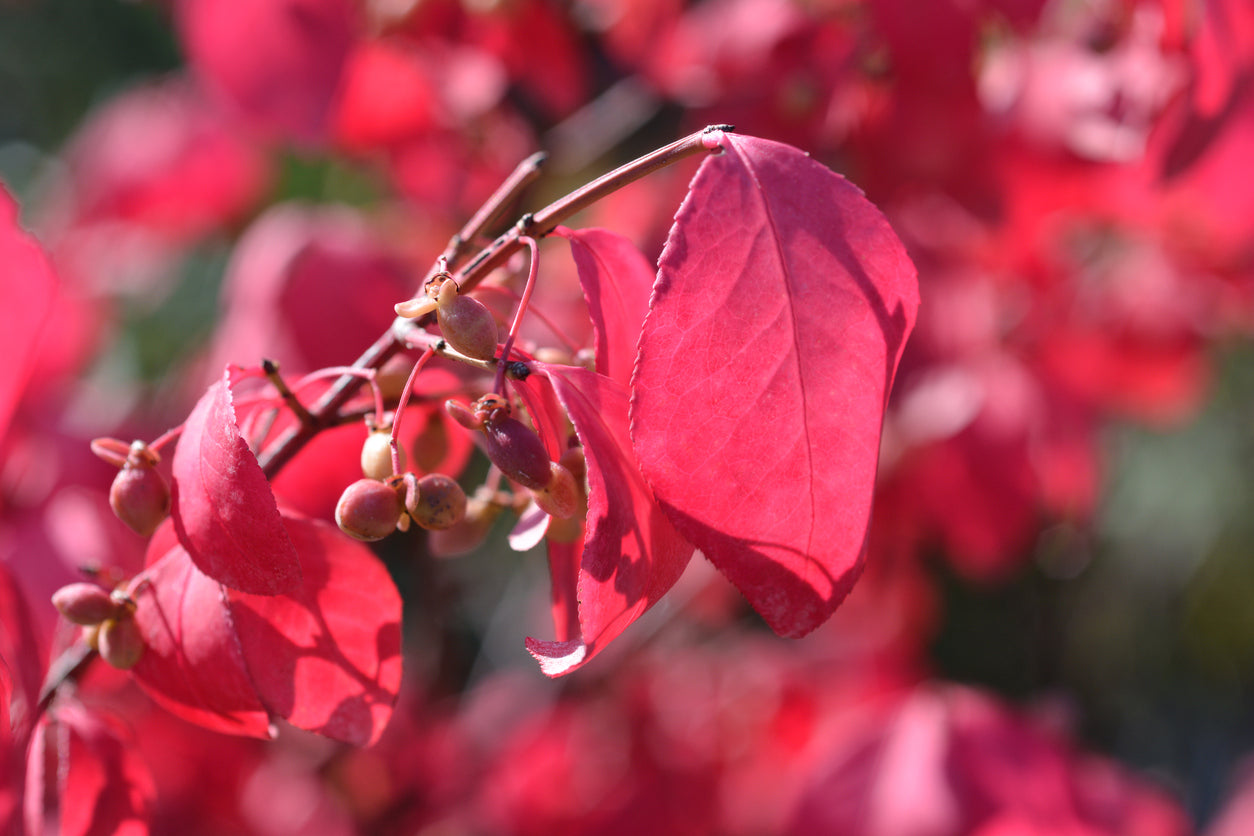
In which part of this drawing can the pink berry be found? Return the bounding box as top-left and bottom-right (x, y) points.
(436, 280), (498, 361)
(482, 414), (553, 490)
(335, 479), (403, 541)
(98, 615), (144, 670)
(52, 583), (123, 626)
(406, 473), (468, 530)
(109, 464), (171, 537)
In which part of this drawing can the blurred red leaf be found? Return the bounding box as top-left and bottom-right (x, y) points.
(0, 184), (57, 445)
(227, 515), (403, 746)
(24, 701), (155, 836)
(171, 369), (302, 595)
(0, 561), (44, 834)
(332, 37), (438, 153)
(176, 0), (359, 145)
(132, 534), (273, 739)
(631, 133), (919, 638)
(556, 226), (654, 388)
(526, 364), (693, 676)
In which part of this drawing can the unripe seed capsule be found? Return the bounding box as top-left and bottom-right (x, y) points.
(52, 583), (123, 626)
(531, 461), (579, 519)
(335, 479), (403, 541)
(98, 615), (144, 670)
(482, 415), (553, 490)
(436, 280), (498, 361)
(361, 429), (403, 480)
(406, 473), (468, 530)
(110, 464), (171, 537)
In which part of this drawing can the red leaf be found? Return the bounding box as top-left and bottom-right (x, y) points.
(525, 364), (693, 676)
(227, 515), (403, 746)
(556, 226), (655, 388)
(0, 561), (44, 739)
(0, 184), (57, 445)
(630, 133), (919, 637)
(176, 0), (359, 145)
(171, 369), (301, 595)
(24, 701), (154, 836)
(131, 535), (273, 739)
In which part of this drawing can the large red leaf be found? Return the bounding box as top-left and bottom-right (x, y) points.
(525, 364), (694, 676)
(171, 369), (301, 595)
(226, 515), (403, 746)
(630, 133), (919, 637)
(24, 701), (154, 836)
(131, 535), (273, 739)
(555, 226), (655, 388)
(0, 184), (57, 445)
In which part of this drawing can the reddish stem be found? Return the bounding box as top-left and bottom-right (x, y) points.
(256, 126), (727, 479)
(494, 235), (541, 395)
(389, 347), (435, 476)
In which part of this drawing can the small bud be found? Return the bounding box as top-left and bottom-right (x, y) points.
(52, 583), (123, 626)
(361, 429), (403, 480)
(436, 280), (499, 361)
(445, 399), (482, 431)
(110, 464), (171, 537)
(98, 615), (144, 670)
(335, 479), (404, 541)
(405, 473), (468, 530)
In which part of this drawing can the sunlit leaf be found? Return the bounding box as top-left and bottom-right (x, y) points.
(227, 515), (403, 746)
(526, 364), (693, 676)
(131, 533), (273, 739)
(556, 226), (654, 388)
(171, 369), (301, 595)
(631, 133), (919, 637)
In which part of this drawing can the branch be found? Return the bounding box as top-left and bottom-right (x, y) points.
(256, 126), (728, 478)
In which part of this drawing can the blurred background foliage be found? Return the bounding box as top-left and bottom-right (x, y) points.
(4, 0), (1254, 831)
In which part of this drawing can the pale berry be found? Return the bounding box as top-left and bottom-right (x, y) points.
(98, 615), (144, 670)
(406, 473), (468, 530)
(52, 583), (123, 626)
(375, 355), (415, 401)
(110, 464), (171, 537)
(361, 429), (403, 480)
(530, 461), (579, 519)
(335, 478), (403, 541)
(436, 280), (498, 361)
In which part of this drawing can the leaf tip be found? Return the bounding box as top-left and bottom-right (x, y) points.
(525, 637), (587, 677)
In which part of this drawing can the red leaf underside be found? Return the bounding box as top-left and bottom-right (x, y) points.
(227, 515), (403, 746)
(630, 133), (919, 637)
(132, 540), (272, 739)
(526, 364), (693, 676)
(557, 226), (655, 388)
(171, 369), (302, 595)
